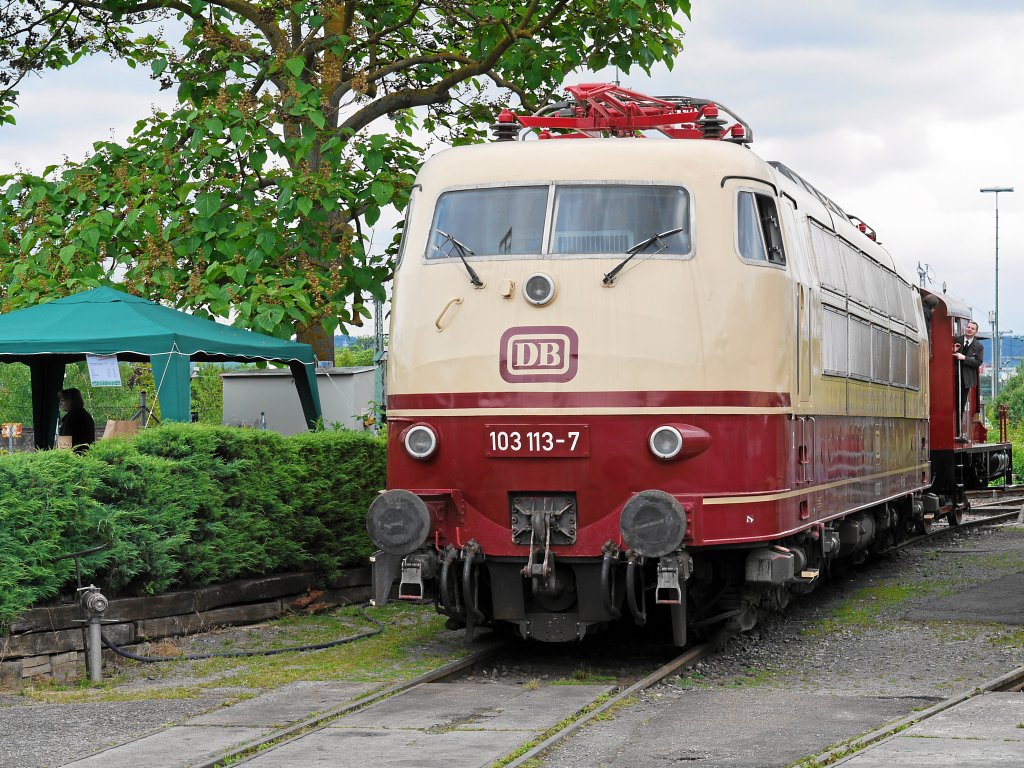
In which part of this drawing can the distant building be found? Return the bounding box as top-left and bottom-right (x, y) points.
(221, 366), (376, 435)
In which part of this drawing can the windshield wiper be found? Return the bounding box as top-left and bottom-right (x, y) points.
(602, 227), (684, 285)
(435, 230), (484, 288)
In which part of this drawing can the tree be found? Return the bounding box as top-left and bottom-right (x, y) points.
(0, 0), (691, 359)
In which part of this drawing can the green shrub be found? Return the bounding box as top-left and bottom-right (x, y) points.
(0, 424), (385, 627)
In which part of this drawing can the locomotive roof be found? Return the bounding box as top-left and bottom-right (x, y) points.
(921, 287), (973, 320)
(418, 138), (919, 289)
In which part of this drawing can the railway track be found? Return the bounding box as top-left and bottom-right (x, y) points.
(804, 664), (1024, 767)
(195, 643), (506, 768)
(202, 492), (1021, 767)
(893, 485), (1024, 549)
(194, 638), (716, 767)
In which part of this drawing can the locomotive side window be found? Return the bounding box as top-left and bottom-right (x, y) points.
(900, 284), (920, 330)
(809, 222), (846, 294)
(907, 339), (922, 390)
(550, 185), (690, 256)
(427, 186), (547, 258)
(841, 243), (869, 307)
(849, 316), (872, 381)
(890, 334), (908, 386)
(866, 262), (889, 317)
(871, 325), (890, 384)
(883, 271), (903, 320)
(822, 306), (848, 376)
(736, 191), (786, 266)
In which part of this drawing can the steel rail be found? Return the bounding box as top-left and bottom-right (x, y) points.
(200, 640), (505, 768)
(500, 641), (714, 768)
(805, 663), (1024, 766)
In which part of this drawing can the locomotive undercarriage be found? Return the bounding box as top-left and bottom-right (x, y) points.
(370, 490), (934, 646)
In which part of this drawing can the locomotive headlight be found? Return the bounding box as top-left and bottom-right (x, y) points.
(366, 489), (431, 555)
(620, 490), (687, 557)
(403, 424), (438, 460)
(523, 272), (556, 306)
(649, 426), (684, 460)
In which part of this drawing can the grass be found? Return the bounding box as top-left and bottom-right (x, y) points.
(800, 538), (1024, 639)
(987, 628), (1024, 648)
(20, 602), (462, 704)
(548, 666), (616, 686)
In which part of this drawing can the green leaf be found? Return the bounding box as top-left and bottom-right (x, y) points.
(285, 57), (306, 77)
(195, 192), (221, 218)
(370, 181), (393, 206)
(296, 196), (313, 217)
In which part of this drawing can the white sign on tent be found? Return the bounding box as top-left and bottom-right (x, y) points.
(86, 354), (122, 387)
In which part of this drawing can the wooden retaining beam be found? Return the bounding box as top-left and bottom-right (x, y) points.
(0, 569), (370, 688)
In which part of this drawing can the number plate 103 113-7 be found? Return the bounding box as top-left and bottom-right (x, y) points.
(485, 425), (590, 458)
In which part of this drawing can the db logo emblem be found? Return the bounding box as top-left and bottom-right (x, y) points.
(500, 326), (579, 383)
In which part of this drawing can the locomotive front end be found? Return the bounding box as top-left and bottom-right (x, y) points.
(365, 119), (799, 645)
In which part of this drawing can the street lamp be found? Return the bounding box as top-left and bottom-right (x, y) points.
(981, 186), (1014, 399)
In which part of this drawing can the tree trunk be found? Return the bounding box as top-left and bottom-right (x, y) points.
(297, 323), (334, 365)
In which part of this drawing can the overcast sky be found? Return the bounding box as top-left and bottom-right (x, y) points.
(1, 0), (1023, 335)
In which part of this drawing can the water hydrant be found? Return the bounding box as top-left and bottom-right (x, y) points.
(78, 585), (110, 682)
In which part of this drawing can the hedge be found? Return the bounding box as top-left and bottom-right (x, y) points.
(0, 423), (385, 627)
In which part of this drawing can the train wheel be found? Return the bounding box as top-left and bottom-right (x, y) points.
(947, 492), (968, 527)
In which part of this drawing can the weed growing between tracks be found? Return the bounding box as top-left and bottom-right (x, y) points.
(19, 602), (463, 704)
(489, 690), (619, 768)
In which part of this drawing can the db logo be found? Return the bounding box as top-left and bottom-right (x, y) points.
(499, 326), (579, 383)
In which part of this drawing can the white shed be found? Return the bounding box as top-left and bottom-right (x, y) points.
(221, 366), (376, 434)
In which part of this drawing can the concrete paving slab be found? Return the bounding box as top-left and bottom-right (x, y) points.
(834, 735), (1022, 767)
(534, 689), (932, 768)
(904, 570), (1024, 624)
(833, 693), (1024, 767)
(241, 727), (528, 767)
(336, 682), (609, 731)
(910, 692), (1024, 739)
(187, 681), (376, 726)
(62, 725), (270, 767)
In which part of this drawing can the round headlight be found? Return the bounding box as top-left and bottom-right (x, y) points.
(649, 426), (684, 459)
(403, 424), (438, 460)
(620, 490), (687, 558)
(366, 489), (431, 555)
(523, 272), (556, 306)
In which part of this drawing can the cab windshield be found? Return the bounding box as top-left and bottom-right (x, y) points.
(426, 184), (691, 259)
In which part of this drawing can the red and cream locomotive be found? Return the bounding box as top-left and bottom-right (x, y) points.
(366, 84), (1012, 645)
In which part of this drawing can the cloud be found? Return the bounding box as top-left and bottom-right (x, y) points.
(0, 55), (176, 174)
(3, 1), (1023, 335)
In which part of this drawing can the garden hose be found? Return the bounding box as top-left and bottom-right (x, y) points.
(100, 605), (384, 663)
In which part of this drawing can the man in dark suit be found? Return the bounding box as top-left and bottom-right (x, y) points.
(953, 319), (984, 440)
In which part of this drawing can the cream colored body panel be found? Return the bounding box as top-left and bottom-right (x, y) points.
(390, 140), (794, 412)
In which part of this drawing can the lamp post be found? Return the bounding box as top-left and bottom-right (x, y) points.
(981, 186), (1013, 399)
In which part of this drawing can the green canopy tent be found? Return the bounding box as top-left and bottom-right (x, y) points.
(0, 287), (323, 448)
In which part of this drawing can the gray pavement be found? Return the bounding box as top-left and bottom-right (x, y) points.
(533, 688), (936, 768)
(904, 570), (1024, 624)
(833, 692), (1024, 767)
(61, 681), (375, 767)
(58, 680), (610, 768)
(244, 682), (612, 767)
